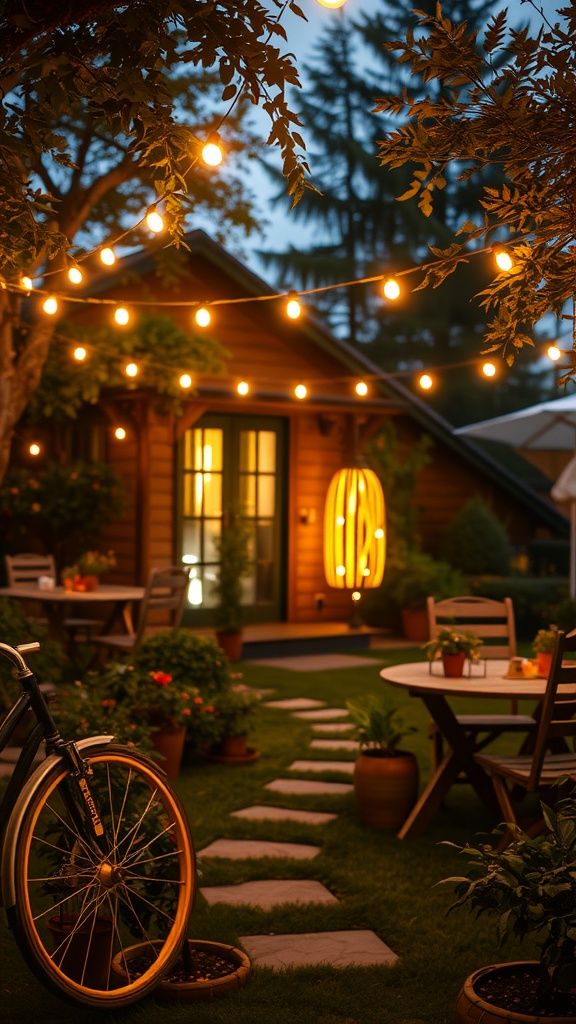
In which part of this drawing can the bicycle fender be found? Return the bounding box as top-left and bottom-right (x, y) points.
(1, 735), (115, 911)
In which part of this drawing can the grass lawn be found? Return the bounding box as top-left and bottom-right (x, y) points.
(1, 644), (541, 1024)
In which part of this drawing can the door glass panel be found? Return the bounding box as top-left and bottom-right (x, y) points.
(204, 519), (221, 563)
(258, 431), (276, 473)
(239, 430), (256, 473)
(239, 474), (256, 517)
(181, 520), (201, 562)
(202, 473), (222, 517)
(257, 475), (275, 518)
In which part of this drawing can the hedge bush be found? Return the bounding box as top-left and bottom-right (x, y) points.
(440, 496), (512, 575)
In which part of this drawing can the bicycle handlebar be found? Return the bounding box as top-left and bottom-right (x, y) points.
(0, 641), (40, 674)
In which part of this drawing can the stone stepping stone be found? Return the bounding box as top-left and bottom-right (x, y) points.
(197, 838), (321, 860)
(265, 778), (353, 796)
(231, 805), (337, 825)
(311, 739), (359, 751)
(200, 879), (338, 910)
(293, 708), (349, 720)
(288, 759), (355, 775)
(312, 722), (354, 733)
(264, 698), (326, 710)
(239, 929), (398, 969)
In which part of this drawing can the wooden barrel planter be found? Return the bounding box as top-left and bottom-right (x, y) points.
(353, 749), (419, 829)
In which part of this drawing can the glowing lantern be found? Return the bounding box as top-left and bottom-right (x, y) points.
(323, 467), (386, 589)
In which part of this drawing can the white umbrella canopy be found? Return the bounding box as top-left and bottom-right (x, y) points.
(454, 394), (576, 450)
(457, 394), (576, 596)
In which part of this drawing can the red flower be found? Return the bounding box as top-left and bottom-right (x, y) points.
(182, 708), (191, 716)
(101, 698), (116, 708)
(193, 696), (203, 705)
(150, 671), (172, 686)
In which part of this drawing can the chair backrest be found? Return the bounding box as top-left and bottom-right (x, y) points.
(427, 595), (517, 659)
(5, 552), (56, 586)
(135, 566), (191, 644)
(528, 629), (576, 791)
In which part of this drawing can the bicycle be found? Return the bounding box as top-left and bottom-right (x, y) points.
(0, 640), (196, 1008)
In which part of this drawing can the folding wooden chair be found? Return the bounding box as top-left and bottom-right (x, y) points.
(5, 552), (100, 641)
(475, 629), (576, 840)
(91, 566), (191, 657)
(427, 595), (536, 771)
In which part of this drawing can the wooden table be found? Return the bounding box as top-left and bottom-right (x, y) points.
(0, 583), (145, 653)
(379, 659), (570, 839)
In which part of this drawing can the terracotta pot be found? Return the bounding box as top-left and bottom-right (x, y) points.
(151, 724), (187, 778)
(353, 749), (419, 829)
(442, 651), (466, 677)
(218, 734), (248, 758)
(72, 575), (99, 592)
(455, 961), (576, 1024)
(47, 913), (113, 989)
(537, 651), (553, 677)
(401, 608), (429, 643)
(216, 630), (243, 662)
(112, 939), (251, 1001)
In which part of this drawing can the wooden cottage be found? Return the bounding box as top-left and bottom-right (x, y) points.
(41, 230), (569, 631)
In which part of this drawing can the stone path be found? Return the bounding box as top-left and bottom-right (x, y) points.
(197, 693), (399, 972)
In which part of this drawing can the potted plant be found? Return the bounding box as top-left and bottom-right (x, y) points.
(211, 511), (252, 661)
(423, 625), (483, 678)
(345, 694), (419, 829)
(392, 552), (465, 642)
(442, 796), (576, 1023)
(61, 550), (116, 591)
(207, 680), (260, 762)
(532, 626), (559, 677)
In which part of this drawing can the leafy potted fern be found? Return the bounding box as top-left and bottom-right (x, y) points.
(345, 695), (419, 829)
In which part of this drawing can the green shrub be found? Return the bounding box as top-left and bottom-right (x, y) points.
(0, 597), (66, 713)
(440, 496), (511, 576)
(361, 552), (464, 628)
(133, 629), (231, 700)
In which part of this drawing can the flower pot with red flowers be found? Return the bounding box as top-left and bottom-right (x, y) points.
(207, 680), (260, 764)
(423, 626), (483, 677)
(532, 626), (559, 677)
(61, 550), (116, 591)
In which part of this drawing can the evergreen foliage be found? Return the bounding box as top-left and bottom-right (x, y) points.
(440, 496), (511, 575)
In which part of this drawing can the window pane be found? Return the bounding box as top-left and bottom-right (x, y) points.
(239, 474), (256, 518)
(204, 519), (222, 563)
(258, 431), (276, 472)
(182, 520), (201, 562)
(257, 475), (275, 517)
(240, 430), (256, 473)
(256, 521), (274, 562)
(204, 429), (223, 471)
(203, 473), (222, 517)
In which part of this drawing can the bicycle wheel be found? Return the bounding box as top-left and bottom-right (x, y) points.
(7, 743), (195, 1008)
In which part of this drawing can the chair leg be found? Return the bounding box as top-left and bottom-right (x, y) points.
(429, 722), (444, 773)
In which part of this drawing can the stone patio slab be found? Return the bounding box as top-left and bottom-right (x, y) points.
(265, 778), (353, 796)
(263, 698), (326, 710)
(248, 654), (382, 672)
(293, 708), (350, 720)
(239, 929), (398, 969)
(231, 805), (337, 825)
(197, 838), (321, 860)
(200, 879), (337, 909)
(311, 722), (354, 733)
(288, 759), (355, 775)
(310, 739), (359, 751)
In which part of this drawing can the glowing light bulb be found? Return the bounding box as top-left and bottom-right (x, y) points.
(73, 346), (87, 361)
(294, 384), (307, 400)
(494, 249), (513, 272)
(43, 296), (58, 315)
(202, 137), (223, 167)
(355, 381), (368, 396)
(374, 527), (384, 539)
(146, 211), (164, 233)
(352, 591), (362, 602)
(195, 307), (211, 327)
(315, 0), (348, 6)
(419, 373), (433, 390)
(336, 516), (345, 526)
(179, 373), (193, 389)
(482, 361), (496, 377)
(100, 247), (116, 266)
(286, 296), (302, 320)
(29, 443), (41, 456)
(548, 345), (561, 361)
(114, 306), (130, 326)
(114, 427), (126, 440)
(237, 381), (250, 396)
(20, 276), (33, 291)
(336, 565), (346, 577)
(383, 278), (400, 300)
(68, 267), (83, 285)
(125, 362), (138, 378)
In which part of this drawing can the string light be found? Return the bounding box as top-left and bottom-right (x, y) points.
(68, 267), (83, 285)
(20, 276), (33, 292)
(547, 344), (562, 361)
(125, 362), (138, 377)
(29, 442), (41, 456)
(42, 296), (58, 315)
(294, 384), (307, 399)
(382, 278), (400, 300)
(286, 293), (302, 319)
(237, 381), (250, 396)
(315, 0), (348, 7)
(73, 346), (87, 361)
(146, 211), (164, 234)
(494, 249), (513, 272)
(114, 427), (127, 440)
(482, 362), (496, 377)
(195, 307), (211, 327)
(419, 373), (433, 390)
(202, 134), (224, 167)
(114, 306), (130, 326)
(179, 373), (193, 389)
(355, 381), (368, 396)
(100, 247), (116, 267)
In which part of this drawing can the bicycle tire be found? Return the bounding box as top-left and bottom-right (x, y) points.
(7, 743), (195, 1008)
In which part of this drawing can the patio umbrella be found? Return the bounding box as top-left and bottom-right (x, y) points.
(456, 393), (576, 595)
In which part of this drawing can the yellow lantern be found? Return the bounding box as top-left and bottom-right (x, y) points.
(323, 467), (386, 589)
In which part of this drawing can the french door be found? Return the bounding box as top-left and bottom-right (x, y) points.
(177, 414), (286, 625)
